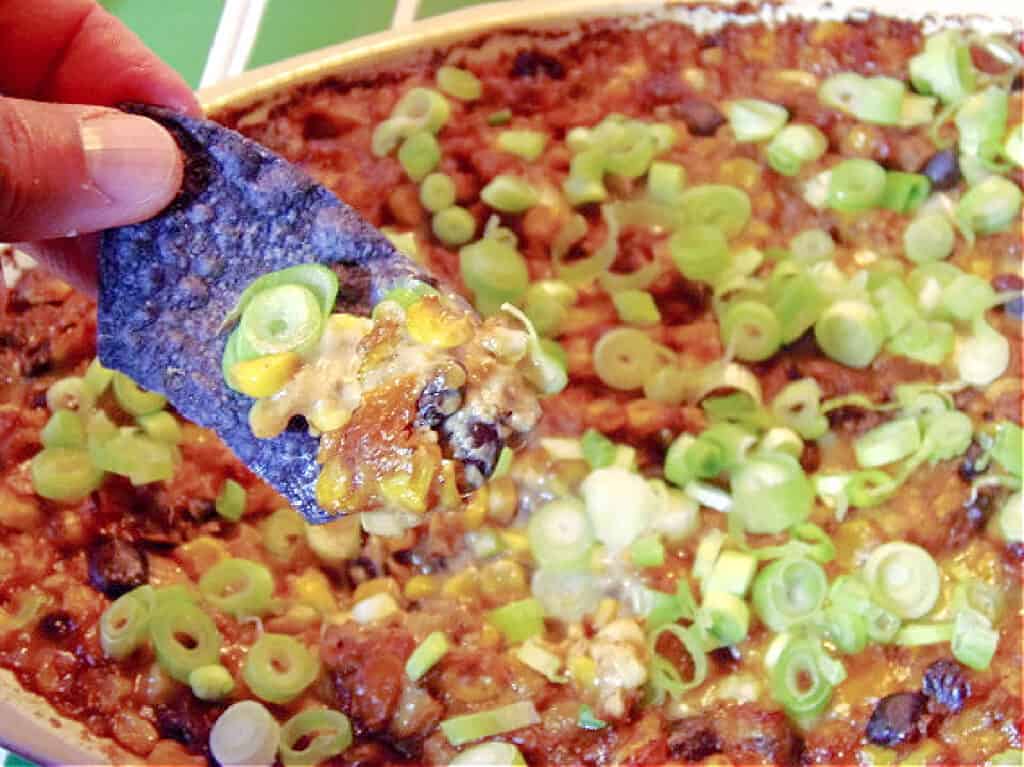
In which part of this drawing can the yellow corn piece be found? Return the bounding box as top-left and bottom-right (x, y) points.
(292, 569), (337, 614)
(229, 352), (302, 398)
(568, 655), (597, 689)
(315, 459), (351, 512)
(266, 604), (321, 634)
(406, 297), (473, 348)
(379, 474), (427, 515)
(442, 568), (479, 601)
(308, 398), (352, 433)
(498, 529), (530, 555)
(593, 598), (619, 630)
(174, 536), (229, 579)
(404, 574), (441, 600)
(463, 487), (489, 530)
(478, 622), (502, 648)
(353, 576), (400, 603)
(859, 745), (897, 766)
(436, 460), (461, 509)
(328, 313), (373, 334)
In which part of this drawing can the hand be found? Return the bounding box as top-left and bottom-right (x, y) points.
(0, 0), (200, 295)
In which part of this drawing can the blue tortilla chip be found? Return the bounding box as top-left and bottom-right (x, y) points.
(98, 105), (433, 523)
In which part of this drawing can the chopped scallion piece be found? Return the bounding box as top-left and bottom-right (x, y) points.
(41, 410), (85, 449)
(678, 184), (751, 238)
(752, 556), (828, 632)
(496, 129), (548, 160)
(30, 446), (104, 501)
(647, 623), (708, 702)
(726, 99), (788, 142)
(459, 238), (527, 307)
(903, 212), (955, 263)
(577, 705), (607, 731)
(436, 65), (482, 101)
(434, 206), (477, 246)
(951, 607), (998, 670)
(957, 315), (1010, 386)
(955, 175), (1022, 239)
(527, 498), (595, 571)
(669, 224), (731, 283)
(789, 228), (835, 265)
(703, 549), (757, 597)
(613, 289), (661, 326)
(398, 131), (441, 182)
(955, 86), (1008, 160)
(199, 557), (274, 618)
(892, 622), (953, 647)
(630, 534), (666, 568)
(769, 636), (845, 718)
(991, 421), (1022, 477)
(243, 633), (318, 704)
(992, 491), (1022, 544)
(480, 174), (539, 213)
(908, 30), (976, 105)
(854, 418), (921, 468)
(766, 123), (828, 176)
(487, 598), (544, 644)
(209, 701), (280, 767)
(826, 158), (887, 212)
(720, 300), (781, 362)
(150, 600), (222, 683)
(593, 327), (657, 391)
(702, 590), (750, 644)
(215, 478), (246, 522)
(441, 701), (540, 747)
(406, 631), (450, 681)
(881, 172), (931, 213)
(863, 541), (940, 620)
(730, 452), (813, 534)
(419, 172), (457, 213)
(452, 742), (527, 766)
(279, 708), (353, 766)
(647, 160), (687, 204)
(814, 300), (885, 369)
(819, 73), (905, 125)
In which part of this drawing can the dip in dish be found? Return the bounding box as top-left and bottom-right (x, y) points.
(1, 6), (1022, 766)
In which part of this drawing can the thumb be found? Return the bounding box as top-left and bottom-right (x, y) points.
(0, 97), (183, 242)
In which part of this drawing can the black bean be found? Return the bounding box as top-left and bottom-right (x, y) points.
(416, 375), (465, 430)
(87, 537), (149, 598)
(668, 717), (722, 762)
(510, 50), (565, 80)
(1012, 73), (1022, 92)
(920, 150), (961, 190)
(1005, 295), (1024, 321)
(155, 699), (222, 754)
(709, 645), (741, 668)
(922, 659), (971, 713)
(38, 610), (77, 640)
(992, 274), (1024, 320)
(673, 98), (726, 137)
(865, 692), (928, 747)
(959, 440), (988, 482)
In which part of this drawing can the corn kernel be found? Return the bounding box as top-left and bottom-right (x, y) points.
(436, 460), (461, 509)
(308, 398), (351, 433)
(718, 157), (762, 191)
(442, 568), (479, 601)
(464, 487), (489, 530)
(266, 604), (321, 634)
(306, 514), (362, 565)
(315, 459), (351, 512)
(568, 655), (597, 688)
(292, 569), (337, 614)
(353, 576), (400, 603)
(175, 536), (229, 579)
(498, 529), (530, 555)
(593, 598), (619, 629)
(487, 476), (518, 525)
(404, 574), (441, 600)
(406, 297), (473, 348)
(479, 560), (529, 604)
(478, 622), (502, 648)
(327, 313), (373, 335)
(379, 474), (427, 514)
(229, 352), (302, 398)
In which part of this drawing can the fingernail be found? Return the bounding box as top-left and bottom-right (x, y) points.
(80, 113), (181, 207)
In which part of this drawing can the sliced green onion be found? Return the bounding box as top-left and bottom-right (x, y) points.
(46, 376), (84, 412)
(887, 317), (954, 365)
(769, 636), (844, 719)
(771, 272), (828, 344)
(83, 358), (114, 400)
(593, 327), (657, 391)
(279, 708), (353, 766)
(581, 467), (658, 551)
(487, 598), (544, 644)
(527, 498), (595, 571)
(669, 224), (731, 284)
(893, 622), (953, 647)
(563, 149), (608, 206)
(826, 159), (887, 212)
(581, 428), (617, 470)
(523, 279), (575, 336)
(822, 607), (868, 654)
(441, 701), (540, 747)
(576, 705), (607, 731)
(989, 750), (1024, 766)
(702, 590), (750, 645)
(487, 109), (512, 126)
(531, 569), (600, 622)
(481, 174), (539, 213)
(903, 212), (955, 264)
(752, 556), (828, 632)
(459, 238), (527, 310)
(209, 701), (280, 767)
(224, 264), (338, 331)
(630, 534), (665, 568)
(398, 131), (441, 182)
(909, 30), (976, 105)
(604, 122), (657, 178)
(404, 631), (450, 682)
(41, 410), (85, 449)
(419, 172), (457, 213)
(647, 623), (708, 702)
(766, 123), (828, 176)
(863, 541), (940, 620)
(137, 411), (182, 445)
(497, 129), (548, 161)
(436, 65), (482, 101)
(215, 478), (246, 522)
(647, 161), (687, 204)
(514, 639), (565, 683)
(720, 300), (781, 362)
(819, 73), (905, 125)
(703, 549), (757, 597)
(100, 588), (151, 661)
(452, 742), (527, 766)
(730, 452), (813, 534)
(434, 206), (477, 246)
(991, 422), (1022, 478)
(957, 316), (1010, 386)
(30, 446), (104, 502)
(112, 372), (166, 416)
(726, 99), (788, 142)
(760, 427), (804, 459)
(814, 300), (884, 369)
(612, 289), (661, 326)
(854, 418), (921, 468)
(752, 522), (836, 564)
(261, 507), (306, 563)
(955, 86), (1008, 160)
(243, 633), (318, 704)
(956, 175), (1022, 238)
(150, 600), (222, 683)
(918, 410), (973, 462)
(239, 284), (323, 356)
(199, 558), (274, 618)
(951, 607), (998, 671)
(678, 184), (751, 238)
(1004, 124), (1024, 168)
(189, 664), (235, 702)
(789, 229), (835, 266)
(372, 87), (450, 156)
(881, 172), (931, 213)
(500, 304), (567, 394)
(942, 273), (996, 322)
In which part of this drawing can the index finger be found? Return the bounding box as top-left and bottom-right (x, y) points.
(0, 0), (200, 115)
